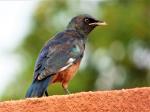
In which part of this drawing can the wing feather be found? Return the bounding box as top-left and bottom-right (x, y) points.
(33, 31), (84, 80)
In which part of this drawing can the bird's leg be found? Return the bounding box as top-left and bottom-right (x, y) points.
(64, 88), (70, 94)
(45, 90), (49, 96)
(62, 82), (70, 94)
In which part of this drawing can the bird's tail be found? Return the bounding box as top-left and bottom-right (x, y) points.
(25, 76), (51, 98)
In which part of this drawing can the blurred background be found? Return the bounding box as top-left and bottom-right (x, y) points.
(0, 0), (150, 100)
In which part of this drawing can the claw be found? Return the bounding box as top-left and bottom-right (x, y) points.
(45, 90), (49, 96)
(62, 83), (71, 94)
(64, 88), (70, 94)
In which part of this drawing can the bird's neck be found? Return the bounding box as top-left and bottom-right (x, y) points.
(65, 28), (87, 43)
(67, 23), (88, 36)
(67, 27), (88, 37)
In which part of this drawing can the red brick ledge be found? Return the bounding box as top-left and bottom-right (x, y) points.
(0, 87), (150, 112)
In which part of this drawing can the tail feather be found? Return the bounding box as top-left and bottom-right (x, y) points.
(25, 76), (51, 98)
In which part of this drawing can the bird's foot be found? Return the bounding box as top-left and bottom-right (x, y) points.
(45, 90), (49, 96)
(62, 83), (70, 94)
(64, 88), (71, 94)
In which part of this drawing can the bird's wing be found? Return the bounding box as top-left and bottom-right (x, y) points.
(34, 32), (84, 80)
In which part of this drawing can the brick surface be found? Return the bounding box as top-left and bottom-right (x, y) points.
(0, 87), (150, 112)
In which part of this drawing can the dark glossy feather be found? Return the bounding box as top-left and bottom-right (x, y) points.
(34, 30), (85, 80)
(25, 14), (102, 97)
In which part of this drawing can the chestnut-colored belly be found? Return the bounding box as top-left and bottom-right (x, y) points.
(51, 61), (80, 85)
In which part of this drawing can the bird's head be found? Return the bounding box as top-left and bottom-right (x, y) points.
(67, 14), (107, 35)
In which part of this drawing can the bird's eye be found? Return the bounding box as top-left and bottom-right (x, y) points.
(84, 18), (89, 23)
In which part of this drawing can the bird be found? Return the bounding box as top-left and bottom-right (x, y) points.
(25, 14), (107, 98)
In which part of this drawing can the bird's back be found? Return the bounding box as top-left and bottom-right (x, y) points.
(33, 29), (85, 81)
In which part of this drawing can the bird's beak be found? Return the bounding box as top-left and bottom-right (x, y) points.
(89, 20), (107, 26)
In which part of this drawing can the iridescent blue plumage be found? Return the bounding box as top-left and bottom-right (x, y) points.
(25, 14), (106, 97)
(26, 30), (85, 97)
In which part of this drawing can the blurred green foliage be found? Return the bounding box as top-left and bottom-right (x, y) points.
(2, 0), (150, 100)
